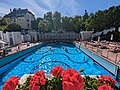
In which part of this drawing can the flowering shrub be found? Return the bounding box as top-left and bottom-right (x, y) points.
(2, 76), (20, 90)
(2, 66), (119, 90)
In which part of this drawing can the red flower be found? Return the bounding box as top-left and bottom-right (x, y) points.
(30, 83), (40, 90)
(2, 76), (20, 90)
(98, 75), (118, 85)
(97, 84), (114, 90)
(50, 66), (64, 77)
(30, 70), (46, 90)
(112, 79), (118, 85)
(99, 75), (112, 81)
(40, 77), (46, 85)
(34, 70), (45, 78)
(62, 68), (84, 90)
(62, 81), (75, 90)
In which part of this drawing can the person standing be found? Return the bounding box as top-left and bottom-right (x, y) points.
(2, 47), (6, 56)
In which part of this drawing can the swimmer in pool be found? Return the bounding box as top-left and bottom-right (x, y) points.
(83, 57), (85, 60)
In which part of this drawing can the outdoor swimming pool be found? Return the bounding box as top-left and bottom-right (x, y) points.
(0, 42), (114, 89)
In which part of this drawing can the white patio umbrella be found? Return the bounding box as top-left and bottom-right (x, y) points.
(110, 34), (113, 41)
(0, 40), (7, 44)
(98, 36), (100, 42)
(0, 40), (7, 49)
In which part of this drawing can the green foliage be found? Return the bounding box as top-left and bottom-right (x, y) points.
(33, 5), (120, 33)
(0, 18), (7, 26)
(0, 18), (8, 31)
(83, 10), (89, 21)
(46, 77), (62, 90)
(6, 23), (22, 32)
(0, 26), (7, 31)
(31, 18), (42, 30)
(53, 11), (61, 32)
(44, 12), (53, 32)
(38, 19), (49, 32)
(16, 75), (119, 90)
(17, 76), (62, 90)
(84, 76), (101, 90)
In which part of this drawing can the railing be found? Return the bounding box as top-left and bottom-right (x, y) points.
(81, 43), (120, 66)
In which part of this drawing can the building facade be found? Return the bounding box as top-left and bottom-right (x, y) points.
(5, 32), (22, 46)
(4, 8), (35, 29)
(80, 31), (93, 41)
(38, 31), (81, 41)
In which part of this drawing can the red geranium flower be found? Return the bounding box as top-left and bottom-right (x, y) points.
(50, 66), (64, 77)
(97, 84), (114, 90)
(62, 81), (75, 90)
(2, 76), (20, 90)
(40, 77), (46, 85)
(34, 70), (45, 78)
(62, 68), (84, 90)
(98, 75), (118, 85)
(30, 83), (40, 90)
(30, 70), (46, 90)
(62, 68), (76, 77)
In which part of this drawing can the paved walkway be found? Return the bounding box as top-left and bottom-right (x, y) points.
(0, 42), (41, 57)
(75, 41), (120, 67)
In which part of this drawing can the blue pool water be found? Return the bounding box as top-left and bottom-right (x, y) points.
(0, 42), (113, 89)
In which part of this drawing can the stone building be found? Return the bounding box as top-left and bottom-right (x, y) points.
(4, 8), (35, 29)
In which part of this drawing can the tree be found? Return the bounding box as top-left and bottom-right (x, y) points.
(38, 19), (49, 32)
(44, 12), (53, 32)
(53, 11), (61, 31)
(84, 13), (94, 31)
(33, 5), (120, 33)
(62, 16), (69, 31)
(31, 18), (42, 30)
(0, 18), (8, 31)
(73, 16), (82, 33)
(83, 10), (89, 21)
(0, 18), (7, 26)
(6, 23), (22, 32)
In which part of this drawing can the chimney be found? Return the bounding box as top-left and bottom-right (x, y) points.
(10, 8), (12, 12)
(18, 8), (21, 10)
(13, 8), (17, 11)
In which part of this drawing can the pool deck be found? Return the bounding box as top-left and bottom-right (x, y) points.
(0, 42), (42, 58)
(75, 41), (120, 67)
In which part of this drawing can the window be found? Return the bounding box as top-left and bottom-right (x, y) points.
(27, 23), (29, 27)
(27, 19), (29, 22)
(14, 19), (16, 22)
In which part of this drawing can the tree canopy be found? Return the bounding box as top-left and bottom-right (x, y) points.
(6, 23), (22, 32)
(0, 5), (119, 33)
(0, 19), (22, 32)
(32, 5), (120, 33)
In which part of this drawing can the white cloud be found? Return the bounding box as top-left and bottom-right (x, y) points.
(0, 0), (82, 17)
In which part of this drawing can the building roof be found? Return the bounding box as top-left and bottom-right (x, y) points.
(4, 8), (34, 18)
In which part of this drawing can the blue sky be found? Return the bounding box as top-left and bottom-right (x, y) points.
(0, 0), (120, 18)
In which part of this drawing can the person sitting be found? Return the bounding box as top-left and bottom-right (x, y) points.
(27, 42), (30, 46)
